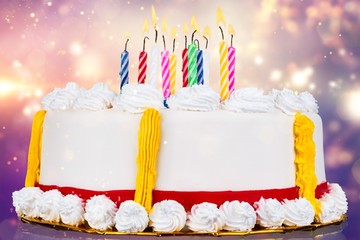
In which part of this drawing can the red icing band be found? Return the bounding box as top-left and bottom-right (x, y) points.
(36, 182), (329, 210)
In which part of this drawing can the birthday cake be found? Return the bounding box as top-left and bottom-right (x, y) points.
(12, 82), (348, 234)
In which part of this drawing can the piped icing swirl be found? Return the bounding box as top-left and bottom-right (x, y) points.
(271, 88), (319, 115)
(84, 195), (117, 231)
(58, 194), (85, 226)
(254, 197), (285, 228)
(167, 85), (220, 111)
(318, 194), (338, 223)
(12, 187), (43, 218)
(222, 88), (276, 113)
(282, 198), (315, 226)
(220, 200), (256, 231)
(38, 189), (63, 223)
(149, 200), (187, 232)
(42, 82), (81, 110)
(73, 83), (116, 111)
(113, 84), (164, 113)
(115, 200), (149, 233)
(187, 202), (225, 233)
(328, 183), (348, 217)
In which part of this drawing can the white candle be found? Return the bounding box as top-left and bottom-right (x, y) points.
(148, 45), (160, 87)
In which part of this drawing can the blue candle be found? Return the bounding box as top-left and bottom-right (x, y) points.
(196, 49), (204, 85)
(120, 39), (129, 92)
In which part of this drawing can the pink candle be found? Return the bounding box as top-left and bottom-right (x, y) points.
(161, 50), (170, 98)
(228, 45), (235, 94)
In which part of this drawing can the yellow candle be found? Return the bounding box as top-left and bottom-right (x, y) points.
(170, 54), (177, 94)
(217, 8), (229, 101)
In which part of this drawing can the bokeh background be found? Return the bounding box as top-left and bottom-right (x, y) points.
(0, 0), (359, 239)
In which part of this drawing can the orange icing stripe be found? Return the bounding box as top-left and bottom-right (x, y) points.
(293, 113), (321, 217)
(134, 108), (161, 212)
(25, 110), (46, 187)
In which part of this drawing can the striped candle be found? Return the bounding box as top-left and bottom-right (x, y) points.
(203, 51), (210, 86)
(169, 53), (176, 94)
(196, 49), (204, 85)
(161, 51), (170, 98)
(228, 46), (235, 94)
(149, 45), (160, 87)
(120, 50), (129, 92)
(219, 41), (229, 101)
(181, 48), (189, 87)
(138, 51), (147, 84)
(188, 43), (197, 86)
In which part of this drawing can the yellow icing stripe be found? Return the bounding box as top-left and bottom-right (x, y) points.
(25, 110), (46, 187)
(134, 108), (161, 212)
(293, 113), (321, 217)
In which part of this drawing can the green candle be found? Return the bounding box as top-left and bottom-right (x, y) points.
(188, 30), (197, 87)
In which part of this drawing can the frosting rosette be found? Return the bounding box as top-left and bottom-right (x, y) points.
(271, 88), (306, 115)
(220, 200), (256, 232)
(73, 83), (116, 110)
(115, 200), (149, 233)
(299, 91), (319, 113)
(12, 187), (43, 218)
(318, 194), (338, 223)
(187, 202), (225, 233)
(222, 88), (276, 113)
(38, 189), (63, 222)
(149, 200), (186, 232)
(59, 194), (85, 226)
(254, 197), (285, 228)
(282, 198), (315, 226)
(167, 85), (220, 111)
(328, 183), (348, 217)
(84, 195), (117, 231)
(113, 84), (164, 113)
(42, 82), (81, 110)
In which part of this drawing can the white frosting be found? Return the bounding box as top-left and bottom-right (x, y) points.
(73, 83), (115, 111)
(42, 82), (81, 110)
(167, 85), (220, 111)
(299, 91), (319, 113)
(149, 200), (186, 232)
(113, 84), (164, 113)
(220, 201), (256, 232)
(318, 194), (338, 223)
(254, 197), (285, 227)
(282, 198), (315, 226)
(58, 194), (85, 226)
(318, 183), (348, 223)
(115, 200), (148, 233)
(84, 195), (117, 231)
(222, 88), (276, 113)
(271, 88), (319, 115)
(12, 187), (43, 218)
(328, 183), (348, 217)
(187, 202), (225, 233)
(38, 190), (63, 222)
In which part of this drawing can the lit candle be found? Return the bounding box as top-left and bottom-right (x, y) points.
(170, 27), (177, 94)
(217, 8), (229, 101)
(149, 5), (160, 87)
(138, 19), (149, 84)
(195, 39), (204, 85)
(181, 24), (189, 87)
(228, 24), (236, 94)
(203, 26), (211, 86)
(120, 32), (130, 92)
(161, 18), (170, 98)
(188, 16), (199, 87)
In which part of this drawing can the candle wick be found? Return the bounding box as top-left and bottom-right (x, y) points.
(185, 35), (187, 48)
(191, 30), (197, 42)
(143, 36), (149, 52)
(219, 26), (224, 41)
(172, 38), (176, 53)
(125, 38), (129, 51)
(203, 36), (208, 49)
(194, 39), (200, 50)
(231, 34), (233, 47)
(162, 35), (166, 50)
(155, 25), (158, 43)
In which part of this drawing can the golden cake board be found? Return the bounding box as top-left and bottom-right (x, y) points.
(20, 215), (346, 236)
